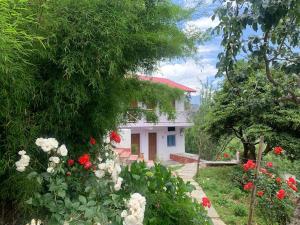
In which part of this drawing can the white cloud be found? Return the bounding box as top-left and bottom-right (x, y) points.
(183, 0), (213, 8)
(197, 44), (219, 54)
(157, 60), (217, 93)
(185, 16), (220, 31)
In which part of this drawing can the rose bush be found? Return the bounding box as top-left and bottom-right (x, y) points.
(16, 135), (146, 225)
(233, 146), (298, 224)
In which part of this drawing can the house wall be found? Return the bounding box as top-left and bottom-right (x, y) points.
(130, 127), (185, 161)
(114, 129), (131, 149)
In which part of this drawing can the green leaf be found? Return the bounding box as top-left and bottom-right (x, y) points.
(78, 195), (87, 204)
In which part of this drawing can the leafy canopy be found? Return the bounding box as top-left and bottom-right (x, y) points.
(214, 0), (300, 104)
(0, 0), (199, 220)
(205, 62), (300, 160)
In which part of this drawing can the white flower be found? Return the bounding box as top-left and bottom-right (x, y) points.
(94, 170), (105, 178)
(18, 150), (26, 155)
(35, 137), (59, 152)
(98, 156), (103, 162)
(47, 167), (54, 173)
(122, 193), (146, 225)
(121, 210), (128, 218)
(105, 159), (115, 174)
(16, 166), (26, 172)
(105, 152), (109, 157)
(114, 177), (123, 191)
(26, 219), (42, 225)
(49, 156), (60, 164)
(98, 163), (106, 170)
(15, 152), (30, 172)
(57, 144), (68, 156)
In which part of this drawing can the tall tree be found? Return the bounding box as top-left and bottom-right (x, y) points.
(214, 0), (300, 104)
(205, 62), (300, 162)
(0, 0), (199, 221)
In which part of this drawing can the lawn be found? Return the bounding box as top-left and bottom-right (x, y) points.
(196, 166), (267, 225)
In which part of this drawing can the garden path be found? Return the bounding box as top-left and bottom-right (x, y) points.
(176, 163), (226, 225)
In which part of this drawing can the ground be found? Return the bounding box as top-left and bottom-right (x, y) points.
(196, 166), (267, 225)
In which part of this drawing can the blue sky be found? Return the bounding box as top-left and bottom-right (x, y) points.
(155, 0), (222, 94)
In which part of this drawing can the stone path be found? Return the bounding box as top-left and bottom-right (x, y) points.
(175, 163), (226, 225)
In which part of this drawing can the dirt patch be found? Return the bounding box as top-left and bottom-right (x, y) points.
(289, 199), (300, 225)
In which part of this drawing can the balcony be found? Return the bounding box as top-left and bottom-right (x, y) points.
(120, 110), (193, 128)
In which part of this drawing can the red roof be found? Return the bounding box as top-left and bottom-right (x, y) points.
(138, 75), (196, 92)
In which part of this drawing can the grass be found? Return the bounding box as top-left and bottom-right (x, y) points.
(196, 166), (267, 225)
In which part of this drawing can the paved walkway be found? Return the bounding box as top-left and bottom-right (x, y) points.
(175, 163), (226, 225)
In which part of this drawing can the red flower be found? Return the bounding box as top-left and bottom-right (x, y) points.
(66, 171), (71, 176)
(84, 161), (92, 170)
(260, 168), (268, 174)
(276, 189), (285, 200)
(110, 131), (121, 143)
(276, 177), (281, 183)
(274, 146), (283, 155)
(244, 182), (254, 191)
(243, 160), (256, 171)
(288, 177), (296, 185)
(266, 162), (273, 168)
(78, 154), (90, 165)
(89, 137), (96, 145)
(223, 153), (229, 158)
(257, 191), (264, 197)
(288, 182), (298, 192)
(201, 197), (211, 208)
(67, 159), (75, 166)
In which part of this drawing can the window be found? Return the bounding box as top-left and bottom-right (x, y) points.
(168, 127), (176, 132)
(167, 135), (176, 147)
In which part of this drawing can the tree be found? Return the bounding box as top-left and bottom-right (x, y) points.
(205, 62), (300, 162)
(0, 0), (199, 222)
(185, 81), (223, 159)
(214, 0), (300, 104)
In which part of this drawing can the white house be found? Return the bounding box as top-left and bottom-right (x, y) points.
(115, 75), (196, 162)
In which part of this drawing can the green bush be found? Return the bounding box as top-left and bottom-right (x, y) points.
(121, 162), (211, 225)
(0, 0), (198, 222)
(234, 156), (297, 224)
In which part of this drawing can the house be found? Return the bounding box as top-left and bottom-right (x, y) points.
(115, 75), (196, 162)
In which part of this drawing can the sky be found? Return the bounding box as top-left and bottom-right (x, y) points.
(155, 0), (222, 94)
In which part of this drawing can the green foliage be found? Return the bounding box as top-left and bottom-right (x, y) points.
(205, 62), (300, 160)
(233, 157), (298, 225)
(22, 139), (126, 225)
(0, 0), (198, 219)
(233, 205), (247, 217)
(185, 81), (219, 160)
(196, 166), (267, 225)
(214, 0), (300, 104)
(121, 162), (211, 225)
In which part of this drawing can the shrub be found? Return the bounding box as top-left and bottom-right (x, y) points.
(16, 136), (146, 225)
(121, 162), (211, 225)
(234, 148), (298, 224)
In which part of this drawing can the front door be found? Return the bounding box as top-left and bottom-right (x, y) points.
(148, 133), (157, 160)
(131, 134), (140, 155)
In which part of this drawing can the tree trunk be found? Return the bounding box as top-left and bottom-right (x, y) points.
(242, 142), (256, 163)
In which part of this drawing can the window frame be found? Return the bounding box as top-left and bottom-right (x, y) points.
(167, 134), (176, 147)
